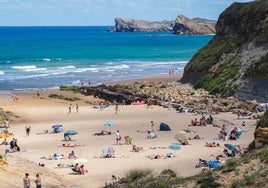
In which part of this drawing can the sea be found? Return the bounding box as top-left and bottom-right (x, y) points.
(0, 26), (213, 93)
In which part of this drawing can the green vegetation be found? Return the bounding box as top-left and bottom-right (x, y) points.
(104, 146), (268, 188)
(244, 53), (268, 78)
(182, 0), (268, 97)
(59, 85), (80, 93)
(0, 108), (18, 124)
(195, 58), (240, 96)
(48, 94), (80, 101)
(256, 110), (268, 128)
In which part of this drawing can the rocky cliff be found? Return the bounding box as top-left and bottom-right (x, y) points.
(173, 15), (216, 34)
(181, 0), (268, 102)
(114, 18), (174, 32)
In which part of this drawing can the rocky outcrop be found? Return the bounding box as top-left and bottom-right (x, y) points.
(251, 110), (268, 149)
(181, 0), (268, 102)
(80, 80), (261, 114)
(114, 18), (174, 32)
(173, 15), (216, 34)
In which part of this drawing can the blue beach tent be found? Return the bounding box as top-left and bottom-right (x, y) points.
(159, 122), (171, 131)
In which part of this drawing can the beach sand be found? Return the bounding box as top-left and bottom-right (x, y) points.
(0, 76), (257, 188)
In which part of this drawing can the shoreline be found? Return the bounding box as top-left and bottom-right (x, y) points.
(0, 75), (182, 97)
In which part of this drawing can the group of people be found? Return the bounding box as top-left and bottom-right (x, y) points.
(6, 138), (20, 154)
(23, 173), (41, 188)
(190, 114), (213, 126)
(72, 163), (88, 175)
(68, 103), (79, 113)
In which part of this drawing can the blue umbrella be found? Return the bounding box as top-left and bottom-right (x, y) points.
(52, 124), (63, 129)
(104, 121), (115, 127)
(64, 130), (78, 136)
(224, 143), (237, 157)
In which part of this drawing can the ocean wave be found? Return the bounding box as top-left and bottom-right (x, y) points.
(12, 65), (37, 70)
(57, 65), (76, 69)
(23, 68), (48, 72)
(42, 58), (51, 62)
(0, 71), (4, 75)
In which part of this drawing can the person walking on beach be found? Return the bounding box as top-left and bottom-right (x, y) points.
(76, 103), (79, 113)
(36, 91), (40, 99)
(115, 103), (119, 114)
(69, 104), (72, 113)
(34, 173), (42, 188)
(25, 125), (31, 136)
(116, 130), (121, 145)
(23, 173), (30, 188)
(150, 121), (155, 132)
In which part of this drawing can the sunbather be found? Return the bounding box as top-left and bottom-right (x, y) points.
(94, 130), (111, 136)
(132, 145), (143, 152)
(205, 142), (220, 147)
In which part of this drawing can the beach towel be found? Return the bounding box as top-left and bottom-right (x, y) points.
(208, 160), (221, 169)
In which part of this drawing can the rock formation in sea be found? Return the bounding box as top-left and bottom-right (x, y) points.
(181, 0), (268, 102)
(172, 15), (216, 34)
(114, 18), (175, 32)
(114, 15), (216, 34)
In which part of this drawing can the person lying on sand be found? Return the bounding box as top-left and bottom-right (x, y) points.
(94, 130), (111, 136)
(58, 143), (85, 147)
(188, 135), (204, 140)
(132, 144), (144, 152)
(145, 154), (166, 160)
(178, 138), (189, 145)
(205, 142), (220, 147)
(0, 138), (8, 145)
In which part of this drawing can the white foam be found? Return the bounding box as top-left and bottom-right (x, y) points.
(57, 65), (76, 69)
(0, 71), (4, 75)
(12, 65), (37, 70)
(23, 68), (48, 72)
(42, 58), (51, 62)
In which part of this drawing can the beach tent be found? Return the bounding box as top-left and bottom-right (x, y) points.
(159, 122), (171, 131)
(52, 124), (63, 133)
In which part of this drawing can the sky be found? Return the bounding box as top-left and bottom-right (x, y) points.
(0, 0), (253, 26)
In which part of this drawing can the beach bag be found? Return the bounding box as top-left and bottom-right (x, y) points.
(119, 135), (122, 141)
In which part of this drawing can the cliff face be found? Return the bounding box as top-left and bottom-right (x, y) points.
(114, 18), (174, 32)
(181, 0), (268, 102)
(173, 15), (216, 34)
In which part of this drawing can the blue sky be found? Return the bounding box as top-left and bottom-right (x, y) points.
(0, 0), (253, 26)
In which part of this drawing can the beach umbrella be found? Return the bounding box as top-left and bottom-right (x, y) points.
(52, 124), (63, 129)
(64, 130), (78, 136)
(104, 120), (115, 132)
(224, 143), (237, 152)
(73, 158), (88, 164)
(104, 120), (116, 127)
(175, 131), (188, 140)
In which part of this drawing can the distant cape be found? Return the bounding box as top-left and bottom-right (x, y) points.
(112, 15), (216, 35)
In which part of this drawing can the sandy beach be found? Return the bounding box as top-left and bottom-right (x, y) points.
(0, 76), (257, 188)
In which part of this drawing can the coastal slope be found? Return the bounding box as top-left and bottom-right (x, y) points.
(181, 0), (268, 102)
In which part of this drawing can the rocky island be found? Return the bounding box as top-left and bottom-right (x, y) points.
(114, 18), (175, 32)
(173, 15), (216, 34)
(113, 15), (216, 34)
